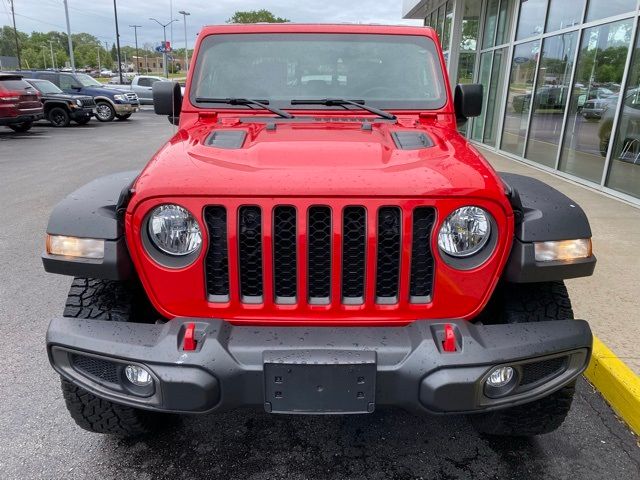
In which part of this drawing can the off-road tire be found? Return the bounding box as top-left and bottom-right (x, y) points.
(60, 277), (170, 436)
(61, 378), (161, 436)
(470, 281), (577, 436)
(8, 121), (32, 132)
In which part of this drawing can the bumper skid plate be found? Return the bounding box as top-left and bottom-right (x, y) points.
(46, 317), (592, 415)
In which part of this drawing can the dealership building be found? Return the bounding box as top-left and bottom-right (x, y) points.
(403, 0), (640, 204)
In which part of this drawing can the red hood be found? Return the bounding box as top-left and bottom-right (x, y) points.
(132, 115), (507, 203)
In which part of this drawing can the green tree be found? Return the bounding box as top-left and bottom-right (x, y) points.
(226, 9), (289, 24)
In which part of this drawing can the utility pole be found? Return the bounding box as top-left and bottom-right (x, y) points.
(150, 18), (177, 78)
(49, 40), (56, 69)
(9, 0), (21, 69)
(41, 45), (47, 69)
(97, 46), (101, 72)
(129, 25), (141, 74)
(63, 0), (75, 72)
(113, 0), (123, 84)
(178, 10), (190, 72)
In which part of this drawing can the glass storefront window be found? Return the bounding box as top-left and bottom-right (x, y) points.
(458, 52), (477, 84)
(516, 0), (547, 40)
(443, 1), (454, 51)
(461, 0), (481, 51)
(527, 32), (578, 166)
(438, 4), (446, 43)
(495, 0), (511, 46)
(483, 0), (500, 49)
(607, 31), (640, 199)
(472, 52), (493, 140)
(484, 48), (507, 146)
(559, 19), (633, 183)
(586, 0), (636, 23)
(501, 41), (540, 155)
(546, 0), (585, 32)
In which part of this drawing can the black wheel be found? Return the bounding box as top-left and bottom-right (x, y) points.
(8, 121), (32, 132)
(95, 101), (115, 122)
(74, 116), (91, 125)
(60, 277), (171, 436)
(48, 106), (71, 127)
(115, 113), (132, 120)
(470, 281), (577, 437)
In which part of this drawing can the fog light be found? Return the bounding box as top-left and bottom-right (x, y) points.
(486, 366), (514, 388)
(124, 365), (152, 386)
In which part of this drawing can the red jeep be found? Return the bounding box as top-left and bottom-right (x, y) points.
(0, 73), (43, 132)
(43, 24), (596, 437)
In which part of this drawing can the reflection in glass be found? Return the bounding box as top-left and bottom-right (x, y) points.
(461, 0), (481, 51)
(527, 32), (578, 167)
(458, 52), (477, 84)
(495, 0), (511, 46)
(501, 41), (540, 156)
(472, 52), (493, 141)
(559, 20), (633, 183)
(483, 0), (499, 49)
(607, 33), (640, 199)
(438, 4), (446, 43)
(443, 1), (453, 51)
(546, 0), (585, 32)
(484, 48), (507, 146)
(586, 0), (636, 23)
(516, 0), (547, 40)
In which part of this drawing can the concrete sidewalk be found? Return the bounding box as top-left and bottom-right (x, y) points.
(479, 146), (640, 376)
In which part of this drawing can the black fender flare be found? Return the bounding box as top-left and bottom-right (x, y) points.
(499, 173), (596, 283)
(42, 171), (138, 280)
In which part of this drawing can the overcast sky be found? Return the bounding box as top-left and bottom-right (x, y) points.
(3, 0), (420, 48)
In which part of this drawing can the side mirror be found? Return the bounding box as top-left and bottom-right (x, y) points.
(454, 83), (483, 124)
(153, 81), (182, 125)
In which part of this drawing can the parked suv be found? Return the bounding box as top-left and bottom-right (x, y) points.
(22, 71), (139, 122)
(43, 24), (596, 439)
(25, 78), (95, 127)
(0, 73), (43, 132)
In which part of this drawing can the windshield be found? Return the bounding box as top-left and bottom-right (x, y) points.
(75, 73), (102, 87)
(191, 33), (447, 110)
(30, 79), (62, 94)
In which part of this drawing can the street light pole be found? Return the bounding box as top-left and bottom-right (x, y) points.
(178, 10), (190, 72)
(113, 0), (124, 84)
(150, 18), (177, 78)
(97, 46), (101, 72)
(63, 0), (75, 72)
(9, 0), (21, 69)
(49, 40), (56, 70)
(129, 25), (142, 74)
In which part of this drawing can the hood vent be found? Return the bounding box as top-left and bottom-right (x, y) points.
(205, 130), (247, 149)
(392, 131), (434, 150)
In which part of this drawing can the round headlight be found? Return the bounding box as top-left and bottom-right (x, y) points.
(438, 206), (491, 257)
(147, 204), (202, 256)
(75, 99), (83, 106)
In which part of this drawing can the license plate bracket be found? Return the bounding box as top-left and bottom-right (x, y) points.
(264, 351), (376, 414)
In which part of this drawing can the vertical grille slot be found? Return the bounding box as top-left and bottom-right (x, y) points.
(238, 206), (263, 303)
(375, 207), (401, 303)
(342, 207), (366, 304)
(410, 207), (436, 303)
(204, 206), (229, 301)
(273, 206), (297, 304)
(307, 206), (331, 304)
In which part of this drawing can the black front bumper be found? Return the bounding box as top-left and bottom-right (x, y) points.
(47, 317), (592, 415)
(69, 108), (94, 120)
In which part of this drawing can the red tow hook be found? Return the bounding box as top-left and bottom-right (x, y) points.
(183, 322), (197, 351)
(442, 323), (457, 352)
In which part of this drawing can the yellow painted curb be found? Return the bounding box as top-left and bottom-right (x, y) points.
(584, 336), (640, 436)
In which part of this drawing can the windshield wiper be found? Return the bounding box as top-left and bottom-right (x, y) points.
(194, 97), (294, 119)
(290, 98), (396, 120)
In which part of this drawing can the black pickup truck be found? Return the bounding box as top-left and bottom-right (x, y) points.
(25, 78), (95, 127)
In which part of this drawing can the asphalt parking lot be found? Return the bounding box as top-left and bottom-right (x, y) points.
(0, 110), (638, 480)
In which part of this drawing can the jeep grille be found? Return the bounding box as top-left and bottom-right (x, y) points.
(203, 204), (435, 306)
